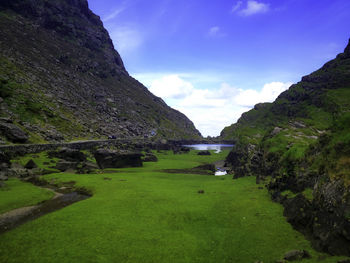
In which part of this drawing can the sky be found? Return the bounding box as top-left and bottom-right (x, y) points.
(88, 0), (350, 137)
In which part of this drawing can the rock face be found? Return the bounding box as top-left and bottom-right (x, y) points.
(221, 40), (350, 256)
(94, 149), (143, 169)
(0, 0), (201, 143)
(0, 122), (28, 143)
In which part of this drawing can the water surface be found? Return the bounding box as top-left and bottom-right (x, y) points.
(183, 144), (234, 153)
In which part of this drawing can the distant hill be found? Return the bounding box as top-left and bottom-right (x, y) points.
(0, 0), (201, 144)
(221, 40), (350, 256)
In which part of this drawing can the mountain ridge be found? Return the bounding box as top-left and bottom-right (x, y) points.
(0, 0), (201, 144)
(221, 39), (350, 256)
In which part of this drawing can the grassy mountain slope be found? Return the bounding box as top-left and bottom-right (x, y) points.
(0, 0), (201, 144)
(221, 40), (350, 256)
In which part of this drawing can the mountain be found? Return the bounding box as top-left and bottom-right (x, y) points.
(0, 0), (201, 144)
(221, 40), (350, 256)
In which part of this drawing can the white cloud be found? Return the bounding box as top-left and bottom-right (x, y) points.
(149, 75), (194, 99)
(232, 0), (270, 16)
(109, 26), (143, 54)
(103, 7), (125, 22)
(234, 82), (292, 107)
(135, 73), (291, 137)
(207, 26), (226, 38)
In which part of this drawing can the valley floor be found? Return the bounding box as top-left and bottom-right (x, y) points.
(0, 150), (347, 262)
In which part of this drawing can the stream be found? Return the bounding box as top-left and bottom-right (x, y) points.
(0, 183), (90, 234)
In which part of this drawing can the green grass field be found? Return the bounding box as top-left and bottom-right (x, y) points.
(0, 178), (54, 214)
(0, 150), (347, 262)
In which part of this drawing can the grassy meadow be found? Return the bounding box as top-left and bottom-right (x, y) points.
(0, 150), (347, 262)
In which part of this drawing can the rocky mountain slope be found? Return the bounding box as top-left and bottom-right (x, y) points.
(0, 0), (201, 144)
(221, 40), (350, 256)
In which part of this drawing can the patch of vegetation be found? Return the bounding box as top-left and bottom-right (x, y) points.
(0, 150), (345, 262)
(12, 151), (60, 172)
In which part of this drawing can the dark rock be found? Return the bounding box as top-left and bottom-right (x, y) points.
(0, 172), (8, 181)
(197, 150), (211, 156)
(198, 190), (205, 194)
(94, 149), (142, 169)
(283, 250), (310, 261)
(143, 153), (158, 162)
(55, 160), (78, 172)
(76, 161), (99, 174)
(49, 148), (86, 162)
(0, 122), (28, 143)
(338, 259), (350, 263)
(24, 159), (38, 169)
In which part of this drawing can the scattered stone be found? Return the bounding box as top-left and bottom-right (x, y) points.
(283, 250), (311, 261)
(24, 159), (38, 169)
(94, 149), (142, 169)
(271, 127), (282, 136)
(197, 150), (211, 156)
(0, 97), (3, 103)
(0, 117), (12, 123)
(198, 190), (205, 194)
(0, 122), (28, 143)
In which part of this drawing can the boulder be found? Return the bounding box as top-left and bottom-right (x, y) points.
(197, 150), (211, 156)
(94, 149), (142, 169)
(283, 250), (310, 261)
(0, 152), (10, 170)
(49, 148), (86, 162)
(143, 153), (158, 162)
(76, 161), (99, 174)
(0, 122), (28, 143)
(24, 159), (38, 169)
(0, 172), (8, 181)
(55, 160), (78, 172)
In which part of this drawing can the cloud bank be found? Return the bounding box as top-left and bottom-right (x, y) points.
(141, 74), (292, 136)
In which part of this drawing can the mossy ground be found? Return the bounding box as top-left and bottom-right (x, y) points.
(0, 150), (347, 262)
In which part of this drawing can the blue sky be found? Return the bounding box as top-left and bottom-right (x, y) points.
(88, 0), (350, 136)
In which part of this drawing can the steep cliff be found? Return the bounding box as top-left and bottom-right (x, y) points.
(0, 0), (201, 143)
(221, 40), (350, 256)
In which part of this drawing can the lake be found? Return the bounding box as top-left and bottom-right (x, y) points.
(183, 144), (234, 153)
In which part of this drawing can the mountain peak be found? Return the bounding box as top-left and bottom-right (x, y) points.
(0, 0), (126, 73)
